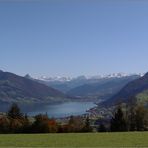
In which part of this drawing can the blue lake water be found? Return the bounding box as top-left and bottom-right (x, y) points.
(28, 102), (97, 118)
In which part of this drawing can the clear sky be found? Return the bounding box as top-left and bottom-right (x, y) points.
(0, 0), (148, 77)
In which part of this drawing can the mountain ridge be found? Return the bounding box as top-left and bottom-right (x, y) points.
(102, 72), (148, 106)
(33, 73), (144, 82)
(0, 70), (68, 106)
(66, 75), (140, 101)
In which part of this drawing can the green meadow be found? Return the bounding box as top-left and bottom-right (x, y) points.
(0, 132), (147, 147)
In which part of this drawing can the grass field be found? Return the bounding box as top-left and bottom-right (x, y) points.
(0, 132), (147, 147)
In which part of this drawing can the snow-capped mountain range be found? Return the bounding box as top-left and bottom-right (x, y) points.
(32, 73), (144, 82)
(25, 73), (144, 98)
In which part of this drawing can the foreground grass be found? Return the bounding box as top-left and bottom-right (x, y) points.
(0, 132), (147, 147)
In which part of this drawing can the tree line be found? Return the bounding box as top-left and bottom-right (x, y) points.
(109, 104), (148, 132)
(0, 103), (147, 133)
(0, 103), (92, 133)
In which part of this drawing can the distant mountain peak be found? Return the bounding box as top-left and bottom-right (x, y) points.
(24, 74), (32, 79)
(34, 73), (143, 82)
(35, 76), (72, 82)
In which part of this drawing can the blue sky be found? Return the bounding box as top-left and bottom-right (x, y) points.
(0, 0), (148, 77)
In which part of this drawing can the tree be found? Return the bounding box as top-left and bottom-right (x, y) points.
(98, 124), (107, 132)
(32, 114), (49, 133)
(9, 118), (24, 133)
(0, 117), (10, 133)
(21, 114), (31, 133)
(48, 118), (58, 133)
(82, 116), (92, 132)
(125, 96), (137, 131)
(7, 103), (26, 133)
(135, 104), (148, 131)
(67, 116), (84, 133)
(32, 114), (58, 133)
(7, 103), (23, 119)
(127, 106), (136, 131)
(127, 104), (148, 131)
(68, 116), (75, 126)
(110, 106), (127, 132)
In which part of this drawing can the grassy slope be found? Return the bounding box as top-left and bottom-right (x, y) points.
(0, 132), (147, 147)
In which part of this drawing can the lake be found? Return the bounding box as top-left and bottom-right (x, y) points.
(28, 102), (97, 118)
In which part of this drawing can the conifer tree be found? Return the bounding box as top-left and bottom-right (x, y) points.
(110, 106), (127, 132)
(7, 103), (23, 119)
(82, 116), (92, 132)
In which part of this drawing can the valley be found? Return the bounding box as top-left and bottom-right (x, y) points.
(1, 1), (148, 147)
(0, 70), (148, 120)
